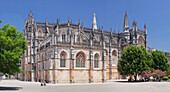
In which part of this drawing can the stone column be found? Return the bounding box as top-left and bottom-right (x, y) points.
(54, 48), (58, 83)
(109, 43), (112, 80)
(90, 49), (93, 83)
(70, 47), (74, 83)
(102, 42), (106, 83)
(70, 30), (75, 83)
(89, 36), (93, 83)
(43, 44), (46, 81)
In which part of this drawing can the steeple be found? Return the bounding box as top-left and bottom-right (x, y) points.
(92, 13), (97, 30)
(144, 24), (146, 30)
(34, 20), (37, 31)
(102, 26), (103, 32)
(30, 10), (33, 18)
(57, 19), (59, 25)
(45, 17), (50, 36)
(110, 28), (112, 34)
(68, 17), (69, 23)
(46, 17), (48, 23)
(46, 17), (48, 25)
(25, 18), (27, 26)
(67, 17), (70, 26)
(144, 24), (147, 34)
(123, 11), (129, 32)
(71, 20), (72, 24)
(59, 19), (60, 25)
(78, 19), (80, 25)
(114, 29), (116, 35)
(133, 20), (137, 27)
(81, 21), (83, 28)
(132, 20), (138, 31)
(28, 10), (34, 24)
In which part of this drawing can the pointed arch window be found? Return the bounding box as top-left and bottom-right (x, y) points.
(60, 52), (66, 67)
(76, 53), (85, 67)
(94, 54), (99, 68)
(138, 36), (144, 47)
(46, 49), (48, 60)
(112, 50), (117, 65)
(38, 30), (43, 37)
(77, 36), (80, 42)
(49, 49), (51, 59)
(62, 33), (66, 42)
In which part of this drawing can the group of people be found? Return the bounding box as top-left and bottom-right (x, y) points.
(41, 81), (46, 86)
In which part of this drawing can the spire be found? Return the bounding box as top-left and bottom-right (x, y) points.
(71, 20), (72, 24)
(68, 17), (69, 23)
(78, 19), (80, 25)
(102, 26), (103, 31)
(59, 19), (60, 24)
(30, 10), (33, 18)
(34, 20), (37, 30)
(46, 17), (48, 25)
(144, 24), (147, 34)
(110, 28), (112, 37)
(45, 18), (49, 34)
(28, 11), (33, 24)
(101, 26), (104, 40)
(110, 28), (112, 34)
(133, 20), (137, 27)
(57, 19), (59, 24)
(25, 18), (27, 25)
(123, 11), (129, 32)
(93, 13), (97, 30)
(118, 29), (120, 34)
(114, 29), (116, 35)
(46, 17), (48, 23)
(81, 21), (83, 28)
(144, 24), (146, 29)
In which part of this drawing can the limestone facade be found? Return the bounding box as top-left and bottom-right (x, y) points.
(19, 11), (147, 83)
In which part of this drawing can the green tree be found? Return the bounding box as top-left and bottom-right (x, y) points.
(118, 45), (152, 81)
(140, 46), (153, 68)
(0, 19), (27, 75)
(151, 50), (169, 71)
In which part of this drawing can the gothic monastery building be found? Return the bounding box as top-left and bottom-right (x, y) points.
(19, 11), (147, 83)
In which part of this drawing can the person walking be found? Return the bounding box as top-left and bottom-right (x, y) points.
(43, 81), (46, 86)
(41, 81), (43, 86)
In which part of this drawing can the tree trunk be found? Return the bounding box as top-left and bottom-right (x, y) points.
(134, 73), (137, 81)
(159, 77), (161, 82)
(134, 75), (137, 81)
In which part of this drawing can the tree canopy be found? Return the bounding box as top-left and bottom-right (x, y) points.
(151, 50), (169, 71)
(118, 44), (170, 81)
(0, 19), (27, 75)
(118, 45), (153, 77)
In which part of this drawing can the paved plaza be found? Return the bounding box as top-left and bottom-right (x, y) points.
(0, 79), (170, 92)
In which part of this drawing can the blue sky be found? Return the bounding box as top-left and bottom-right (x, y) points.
(0, 0), (170, 52)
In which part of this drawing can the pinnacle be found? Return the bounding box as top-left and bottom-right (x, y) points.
(123, 11), (129, 31)
(93, 12), (97, 30)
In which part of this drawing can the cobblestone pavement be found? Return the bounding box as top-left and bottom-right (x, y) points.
(0, 79), (170, 92)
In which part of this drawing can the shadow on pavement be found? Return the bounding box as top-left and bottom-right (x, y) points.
(115, 81), (143, 83)
(0, 86), (22, 90)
